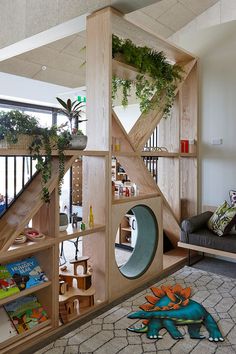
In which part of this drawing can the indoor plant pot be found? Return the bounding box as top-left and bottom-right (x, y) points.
(69, 134), (87, 150)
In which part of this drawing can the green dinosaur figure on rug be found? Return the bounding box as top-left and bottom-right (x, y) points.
(127, 284), (224, 342)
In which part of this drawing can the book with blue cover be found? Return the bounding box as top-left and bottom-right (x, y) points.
(0, 265), (20, 299)
(6, 257), (48, 291)
(4, 295), (48, 334)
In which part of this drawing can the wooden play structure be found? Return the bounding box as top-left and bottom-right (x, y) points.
(59, 256), (94, 324)
(0, 7), (198, 353)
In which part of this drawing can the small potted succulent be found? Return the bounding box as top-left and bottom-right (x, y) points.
(56, 97), (87, 150)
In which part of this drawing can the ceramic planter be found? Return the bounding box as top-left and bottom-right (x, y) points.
(69, 135), (87, 150)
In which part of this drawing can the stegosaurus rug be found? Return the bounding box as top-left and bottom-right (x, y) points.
(35, 266), (236, 354)
(127, 284), (224, 342)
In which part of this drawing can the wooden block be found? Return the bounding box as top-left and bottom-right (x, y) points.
(78, 274), (92, 290)
(78, 294), (94, 308)
(70, 256), (90, 275)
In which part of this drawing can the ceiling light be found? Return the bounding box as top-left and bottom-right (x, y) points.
(41, 65), (47, 71)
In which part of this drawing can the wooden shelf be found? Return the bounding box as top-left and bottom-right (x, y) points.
(0, 281), (52, 306)
(0, 320), (51, 351)
(180, 153), (197, 157)
(1, 236), (55, 261)
(112, 59), (149, 81)
(59, 286), (95, 302)
(141, 151), (179, 157)
(59, 224), (106, 242)
(112, 151), (138, 157)
(163, 248), (188, 271)
(121, 227), (131, 232)
(112, 192), (160, 204)
(0, 149), (108, 157)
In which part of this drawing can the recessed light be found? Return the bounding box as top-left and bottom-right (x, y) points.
(41, 65), (47, 71)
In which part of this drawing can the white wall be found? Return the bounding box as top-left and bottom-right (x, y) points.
(113, 104), (141, 133)
(172, 21), (236, 207)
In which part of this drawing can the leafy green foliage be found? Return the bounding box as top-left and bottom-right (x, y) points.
(56, 97), (87, 134)
(112, 35), (183, 115)
(0, 110), (71, 203)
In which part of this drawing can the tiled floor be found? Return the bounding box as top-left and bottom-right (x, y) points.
(34, 266), (236, 354)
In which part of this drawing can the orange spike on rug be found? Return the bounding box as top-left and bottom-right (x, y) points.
(139, 304), (153, 311)
(151, 287), (165, 298)
(145, 295), (158, 304)
(180, 287), (191, 299)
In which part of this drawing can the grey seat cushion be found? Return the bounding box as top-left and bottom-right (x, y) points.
(180, 228), (236, 253)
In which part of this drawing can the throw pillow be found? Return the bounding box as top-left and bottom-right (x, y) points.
(229, 190), (236, 206)
(207, 200), (236, 236)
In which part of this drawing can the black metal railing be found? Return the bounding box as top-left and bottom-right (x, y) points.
(143, 126), (158, 183)
(0, 156), (37, 217)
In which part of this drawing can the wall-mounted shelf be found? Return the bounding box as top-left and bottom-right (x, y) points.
(0, 281), (52, 307)
(141, 151), (179, 157)
(0, 149), (109, 157)
(112, 192), (160, 204)
(2, 237), (55, 261)
(59, 224), (106, 242)
(180, 153), (197, 157)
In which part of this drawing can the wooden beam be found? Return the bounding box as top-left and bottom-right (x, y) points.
(0, 155), (75, 252)
(112, 110), (136, 152)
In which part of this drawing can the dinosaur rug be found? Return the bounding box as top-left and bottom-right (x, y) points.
(35, 266), (236, 354)
(127, 284), (224, 342)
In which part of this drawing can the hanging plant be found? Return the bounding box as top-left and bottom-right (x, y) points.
(29, 125), (71, 203)
(112, 35), (183, 115)
(0, 110), (71, 203)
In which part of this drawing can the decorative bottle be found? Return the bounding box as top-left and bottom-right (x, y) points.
(89, 205), (94, 228)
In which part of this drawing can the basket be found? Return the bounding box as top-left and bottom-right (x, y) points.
(0, 134), (34, 149)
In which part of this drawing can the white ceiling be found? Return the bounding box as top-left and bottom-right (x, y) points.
(0, 0), (219, 89)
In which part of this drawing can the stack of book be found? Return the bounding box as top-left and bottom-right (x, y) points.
(0, 256), (49, 343)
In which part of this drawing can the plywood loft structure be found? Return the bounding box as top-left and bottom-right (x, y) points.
(0, 7), (198, 353)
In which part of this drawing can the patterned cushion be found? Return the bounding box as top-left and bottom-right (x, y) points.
(229, 190), (236, 206)
(207, 200), (236, 236)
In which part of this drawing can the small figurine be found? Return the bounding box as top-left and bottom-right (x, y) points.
(71, 213), (78, 228)
(80, 222), (86, 231)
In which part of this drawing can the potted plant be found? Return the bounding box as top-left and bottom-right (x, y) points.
(0, 110), (71, 203)
(56, 97), (87, 150)
(112, 35), (183, 116)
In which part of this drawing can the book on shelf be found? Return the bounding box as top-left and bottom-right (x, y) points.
(4, 294), (48, 334)
(0, 265), (20, 299)
(6, 256), (49, 291)
(0, 306), (18, 342)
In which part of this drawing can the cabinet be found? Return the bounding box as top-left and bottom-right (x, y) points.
(0, 6), (198, 353)
(115, 212), (138, 250)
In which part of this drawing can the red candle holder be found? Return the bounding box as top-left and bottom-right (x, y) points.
(180, 140), (189, 153)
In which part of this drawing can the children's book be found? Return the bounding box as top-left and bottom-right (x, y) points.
(0, 265), (20, 299)
(6, 257), (49, 291)
(0, 306), (17, 342)
(4, 295), (48, 334)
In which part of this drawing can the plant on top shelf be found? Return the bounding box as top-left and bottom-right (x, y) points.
(0, 110), (71, 203)
(112, 35), (183, 116)
(56, 97), (87, 150)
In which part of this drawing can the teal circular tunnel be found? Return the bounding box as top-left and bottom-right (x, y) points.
(119, 204), (159, 279)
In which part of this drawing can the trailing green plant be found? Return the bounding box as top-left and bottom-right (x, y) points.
(0, 110), (71, 203)
(112, 35), (183, 115)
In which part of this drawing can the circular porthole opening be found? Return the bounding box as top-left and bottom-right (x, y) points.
(115, 205), (158, 279)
